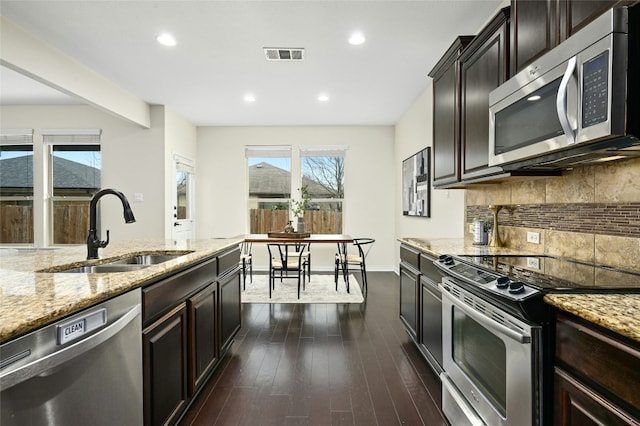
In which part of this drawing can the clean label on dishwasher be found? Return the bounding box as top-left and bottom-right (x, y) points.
(57, 308), (107, 345)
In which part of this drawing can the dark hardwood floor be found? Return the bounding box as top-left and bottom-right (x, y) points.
(179, 272), (446, 426)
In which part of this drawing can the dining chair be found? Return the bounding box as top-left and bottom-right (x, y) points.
(334, 238), (375, 294)
(267, 243), (309, 299)
(239, 241), (252, 290)
(293, 242), (311, 280)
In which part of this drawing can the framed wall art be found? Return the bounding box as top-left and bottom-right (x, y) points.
(402, 147), (430, 217)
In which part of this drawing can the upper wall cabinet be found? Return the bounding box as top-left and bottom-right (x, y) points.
(510, 0), (630, 74)
(429, 36), (474, 187)
(429, 8), (511, 188)
(459, 7), (510, 182)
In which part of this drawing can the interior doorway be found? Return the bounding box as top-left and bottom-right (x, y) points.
(172, 154), (195, 240)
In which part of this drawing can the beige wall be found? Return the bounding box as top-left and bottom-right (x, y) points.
(0, 104), (196, 241)
(196, 126), (397, 270)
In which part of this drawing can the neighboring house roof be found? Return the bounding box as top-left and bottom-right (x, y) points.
(249, 162), (331, 198)
(0, 155), (100, 189)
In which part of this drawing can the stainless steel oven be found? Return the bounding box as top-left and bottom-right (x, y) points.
(434, 253), (640, 426)
(440, 277), (542, 426)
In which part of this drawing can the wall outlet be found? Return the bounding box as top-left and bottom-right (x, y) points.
(526, 257), (540, 269)
(527, 231), (540, 244)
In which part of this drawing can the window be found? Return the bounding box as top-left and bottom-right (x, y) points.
(0, 131), (34, 244)
(246, 146), (291, 233)
(300, 146), (345, 234)
(44, 130), (101, 244)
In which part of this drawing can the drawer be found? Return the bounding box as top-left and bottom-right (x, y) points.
(143, 256), (217, 325)
(218, 246), (240, 277)
(420, 253), (443, 284)
(555, 313), (640, 412)
(400, 245), (420, 270)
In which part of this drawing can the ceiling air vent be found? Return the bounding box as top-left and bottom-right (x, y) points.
(264, 48), (305, 61)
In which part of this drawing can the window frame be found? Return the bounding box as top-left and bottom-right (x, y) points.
(299, 146), (346, 234)
(44, 130), (102, 245)
(0, 136), (35, 245)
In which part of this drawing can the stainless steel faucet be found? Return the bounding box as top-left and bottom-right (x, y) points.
(86, 189), (136, 259)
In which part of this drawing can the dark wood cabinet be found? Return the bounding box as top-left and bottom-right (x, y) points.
(218, 268), (241, 353)
(141, 246), (242, 426)
(187, 283), (218, 396)
(429, 37), (473, 187)
(418, 252), (443, 374)
(399, 244), (421, 339)
(554, 312), (640, 425)
(143, 303), (188, 426)
(459, 7), (510, 181)
(511, 0), (625, 74)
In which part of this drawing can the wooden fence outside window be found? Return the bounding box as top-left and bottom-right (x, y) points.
(249, 209), (342, 234)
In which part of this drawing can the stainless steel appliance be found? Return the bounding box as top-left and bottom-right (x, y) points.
(434, 254), (640, 426)
(489, 6), (640, 171)
(1, 289), (143, 425)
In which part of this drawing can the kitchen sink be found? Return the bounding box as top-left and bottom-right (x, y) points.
(39, 250), (194, 273)
(59, 264), (152, 273)
(107, 253), (191, 266)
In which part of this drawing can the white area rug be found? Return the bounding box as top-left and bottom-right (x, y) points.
(241, 274), (364, 304)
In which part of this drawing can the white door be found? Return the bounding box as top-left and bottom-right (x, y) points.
(172, 155), (195, 240)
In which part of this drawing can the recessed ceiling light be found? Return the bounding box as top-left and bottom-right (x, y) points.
(348, 32), (366, 45)
(527, 95), (541, 101)
(317, 94), (329, 102)
(156, 33), (177, 47)
(244, 94), (256, 103)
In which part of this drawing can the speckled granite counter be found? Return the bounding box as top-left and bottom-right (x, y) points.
(399, 237), (640, 344)
(544, 294), (640, 343)
(398, 237), (527, 258)
(0, 237), (243, 343)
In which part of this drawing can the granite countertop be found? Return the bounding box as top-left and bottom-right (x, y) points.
(0, 237), (243, 343)
(399, 237), (640, 344)
(544, 294), (640, 342)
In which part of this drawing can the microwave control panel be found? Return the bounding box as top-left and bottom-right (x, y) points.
(582, 50), (609, 128)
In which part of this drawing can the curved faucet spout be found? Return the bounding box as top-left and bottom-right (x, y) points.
(87, 188), (136, 259)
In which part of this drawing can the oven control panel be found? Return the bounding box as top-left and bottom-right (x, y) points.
(435, 255), (541, 301)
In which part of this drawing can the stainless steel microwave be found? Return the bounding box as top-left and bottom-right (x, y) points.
(489, 6), (640, 170)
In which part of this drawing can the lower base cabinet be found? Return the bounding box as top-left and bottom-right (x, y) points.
(188, 283), (218, 396)
(143, 303), (188, 426)
(142, 247), (241, 426)
(554, 368), (639, 426)
(554, 312), (640, 425)
(219, 268), (241, 353)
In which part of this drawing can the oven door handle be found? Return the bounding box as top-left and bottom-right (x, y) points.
(441, 287), (531, 344)
(556, 55), (577, 145)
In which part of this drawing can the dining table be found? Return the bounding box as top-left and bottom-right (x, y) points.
(244, 234), (355, 292)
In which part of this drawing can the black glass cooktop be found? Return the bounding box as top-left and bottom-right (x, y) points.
(456, 254), (640, 292)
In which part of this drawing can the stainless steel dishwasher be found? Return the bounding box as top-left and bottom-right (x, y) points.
(1, 288), (143, 425)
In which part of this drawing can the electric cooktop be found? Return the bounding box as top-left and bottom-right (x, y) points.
(455, 254), (640, 292)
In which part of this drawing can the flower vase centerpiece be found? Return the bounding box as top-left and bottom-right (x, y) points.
(290, 186), (311, 233)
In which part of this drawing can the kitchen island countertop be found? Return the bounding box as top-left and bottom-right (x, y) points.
(0, 237), (243, 343)
(399, 237), (640, 344)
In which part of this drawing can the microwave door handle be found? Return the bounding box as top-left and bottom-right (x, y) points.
(556, 55), (577, 145)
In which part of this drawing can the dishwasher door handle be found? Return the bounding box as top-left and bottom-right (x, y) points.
(0, 304), (141, 390)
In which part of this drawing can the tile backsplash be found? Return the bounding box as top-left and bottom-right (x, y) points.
(465, 157), (640, 271)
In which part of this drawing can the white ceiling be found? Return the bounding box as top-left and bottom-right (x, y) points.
(0, 0), (504, 126)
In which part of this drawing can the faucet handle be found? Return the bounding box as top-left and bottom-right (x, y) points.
(100, 230), (110, 248)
